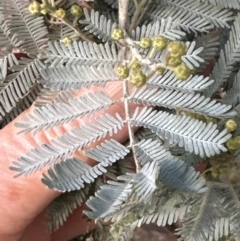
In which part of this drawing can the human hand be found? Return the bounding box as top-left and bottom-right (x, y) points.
(0, 82), (134, 241)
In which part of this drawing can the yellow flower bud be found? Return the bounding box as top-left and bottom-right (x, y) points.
(156, 67), (165, 75)
(225, 119), (237, 132)
(139, 37), (152, 49)
(219, 167), (228, 173)
(226, 138), (239, 150)
(167, 41), (186, 57)
(55, 8), (66, 19)
(152, 36), (168, 50)
(211, 170), (219, 178)
(28, 1), (41, 15)
(235, 136), (240, 146)
(167, 56), (182, 67)
(70, 4), (83, 16)
(116, 65), (129, 79)
(111, 29), (124, 40)
(130, 60), (141, 71)
(60, 37), (73, 46)
(174, 63), (191, 80)
(130, 71), (147, 87)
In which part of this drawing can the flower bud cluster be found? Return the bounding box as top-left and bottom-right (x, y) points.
(139, 36), (190, 80)
(115, 59), (147, 87)
(29, 2), (82, 19)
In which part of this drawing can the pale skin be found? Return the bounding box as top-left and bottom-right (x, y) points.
(0, 82), (138, 241)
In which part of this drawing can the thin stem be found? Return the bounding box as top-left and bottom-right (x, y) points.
(59, 17), (93, 42)
(155, 62), (174, 71)
(147, 48), (157, 60)
(143, 62), (175, 82)
(43, 1), (94, 42)
(133, 0), (138, 7)
(129, 0), (148, 32)
(123, 79), (141, 172)
(69, 33), (80, 39)
(51, 0), (55, 7)
(42, 0), (48, 5)
(118, 0), (130, 30)
(55, 0), (66, 6)
(73, 16), (81, 26)
(201, 167), (212, 177)
(134, 0), (153, 28)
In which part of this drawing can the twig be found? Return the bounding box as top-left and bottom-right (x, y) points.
(118, 0), (130, 30)
(135, 0), (153, 28)
(42, 0), (49, 5)
(133, 0), (138, 7)
(42, 1), (94, 42)
(129, 0), (148, 32)
(62, 17), (93, 42)
(123, 79), (141, 172)
(73, 16), (81, 27)
(55, 0), (66, 7)
(51, 0), (55, 7)
(201, 167), (212, 177)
